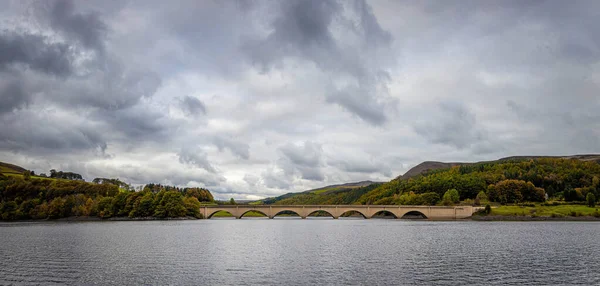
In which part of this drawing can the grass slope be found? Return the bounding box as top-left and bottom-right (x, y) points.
(254, 181), (381, 205)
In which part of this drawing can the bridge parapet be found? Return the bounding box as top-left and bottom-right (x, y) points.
(202, 205), (474, 220)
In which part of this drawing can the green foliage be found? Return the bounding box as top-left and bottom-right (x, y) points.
(229, 198), (236, 205)
(484, 204), (491, 214)
(486, 180), (545, 204)
(357, 158), (600, 205)
(154, 191), (186, 218)
(267, 183), (382, 205)
(184, 197), (202, 218)
(0, 176), (213, 220)
(587, 193), (596, 207)
(442, 189), (460, 205)
(394, 192), (440, 205)
(476, 191), (488, 203)
(184, 188), (214, 202)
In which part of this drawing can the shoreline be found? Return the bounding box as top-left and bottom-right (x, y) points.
(3, 215), (600, 222)
(471, 215), (600, 221)
(0, 216), (201, 222)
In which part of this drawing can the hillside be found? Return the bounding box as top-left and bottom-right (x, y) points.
(255, 181), (381, 205)
(399, 154), (600, 180)
(357, 155), (600, 205)
(0, 162), (28, 175)
(0, 161), (214, 220)
(254, 154), (600, 206)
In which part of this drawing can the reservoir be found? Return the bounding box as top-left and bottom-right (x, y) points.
(1, 219), (598, 285)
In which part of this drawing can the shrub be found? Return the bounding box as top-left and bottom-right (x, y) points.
(484, 204), (491, 215)
(587, 193), (596, 207)
(442, 189), (460, 206)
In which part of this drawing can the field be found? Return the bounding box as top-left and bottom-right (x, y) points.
(490, 204), (600, 217)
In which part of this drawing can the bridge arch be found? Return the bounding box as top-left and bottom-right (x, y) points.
(400, 210), (428, 219)
(339, 210), (367, 219)
(207, 209), (235, 218)
(307, 210), (335, 218)
(240, 210), (268, 218)
(273, 210), (301, 218)
(372, 210), (398, 219)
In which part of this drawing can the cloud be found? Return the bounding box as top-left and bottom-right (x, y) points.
(213, 136), (249, 160)
(243, 0), (395, 125)
(413, 102), (487, 150)
(178, 147), (217, 173)
(277, 141), (325, 181)
(0, 32), (72, 76)
(45, 0), (107, 53)
(0, 76), (29, 114)
(180, 95), (206, 116)
(1, 0), (600, 200)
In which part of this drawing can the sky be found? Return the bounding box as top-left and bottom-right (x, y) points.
(1, 0), (600, 200)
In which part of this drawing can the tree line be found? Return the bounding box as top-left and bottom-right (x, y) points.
(0, 174), (214, 220)
(357, 158), (600, 205)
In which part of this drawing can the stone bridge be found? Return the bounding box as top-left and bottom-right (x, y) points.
(201, 205), (475, 220)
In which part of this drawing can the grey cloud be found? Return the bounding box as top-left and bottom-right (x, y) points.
(213, 136), (249, 160)
(244, 0), (395, 125)
(414, 102), (487, 150)
(0, 109), (106, 155)
(45, 0), (107, 53)
(178, 147), (217, 173)
(243, 173), (259, 187)
(277, 141), (324, 181)
(85, 162), (226, 187)
(0, 32), (72, 76)
(3, 0), (600, 199)
(261, 167), (293, 189)
(0, 76), (29, 114)
(97, 105), (167, 140)
(326, 84), (388, 125)
(329, 158), (391, 177)
(180, 95), (206, 115)
(279, 141), (322, 167)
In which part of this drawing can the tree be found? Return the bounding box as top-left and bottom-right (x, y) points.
(229, 198), (236, 205)
(587, 192), (596, 207)
(23, 171), (31, 180)
(476, 191), (488, 203)
(183, 197), (202, 218)
(442, 189), (460, 205)
(154, 191), (186, 218)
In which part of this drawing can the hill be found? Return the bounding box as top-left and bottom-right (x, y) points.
(399, 154), (600, 179)
(357, 155), (600, 205)
(255, 181), (381, 205)
(0, 161), (215, 220)
(253, 154), (600, 206)
(0, 162), (28, 175)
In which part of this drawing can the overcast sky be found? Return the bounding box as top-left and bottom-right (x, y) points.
(1, 0), (599, 199)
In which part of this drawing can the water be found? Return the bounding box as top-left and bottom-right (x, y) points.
(1, 219), (599, 285)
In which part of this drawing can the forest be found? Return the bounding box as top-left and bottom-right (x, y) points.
(0, 172), (214, 220)
(356, 158), (600, 205)
(259, 158), (600, 207)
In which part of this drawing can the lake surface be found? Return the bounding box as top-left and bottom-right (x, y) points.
(1, 219), (599, 285)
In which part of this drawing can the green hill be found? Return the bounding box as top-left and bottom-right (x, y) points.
(0, 162), (28, 175)
(253, 155), (600, 206)
(254, 181), (381, 205)
(0, 161), (214, 220)
(357, 155), (600, 205)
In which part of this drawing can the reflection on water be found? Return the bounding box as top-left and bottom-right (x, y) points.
(1, 220), (599, 285)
